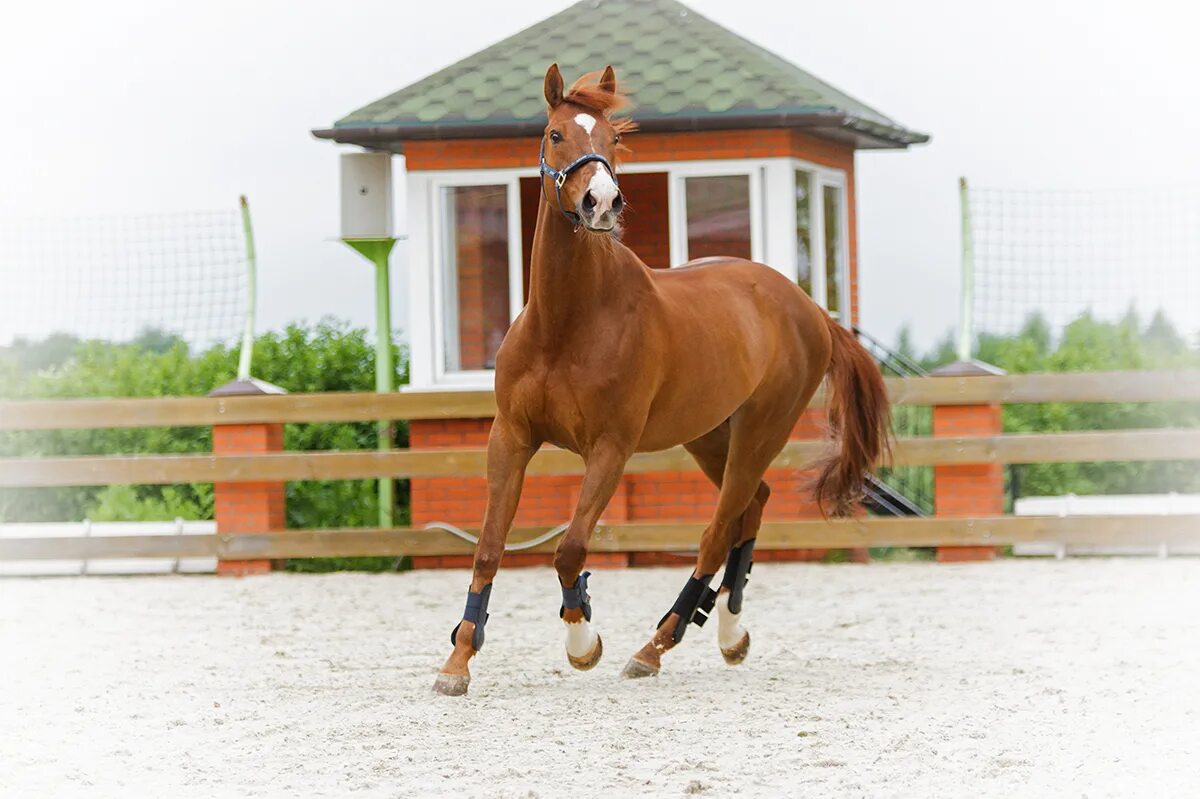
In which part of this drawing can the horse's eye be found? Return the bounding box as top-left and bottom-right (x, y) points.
(549, 130), (562, 144)
(614, 135), (621, 144)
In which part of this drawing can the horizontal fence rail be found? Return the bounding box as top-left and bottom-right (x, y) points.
(3, 370), (1199, 431)
(3, 515), (1199, 561)
(4, 428), (1200, 488)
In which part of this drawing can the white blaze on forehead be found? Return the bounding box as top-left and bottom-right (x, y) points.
(573, 112), (597, 138)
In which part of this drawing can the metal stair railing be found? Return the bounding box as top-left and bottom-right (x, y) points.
(852, 326), (933, 516)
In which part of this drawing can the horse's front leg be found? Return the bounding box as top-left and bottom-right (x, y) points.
(433, 422), (536, 696)
(553, 441), (628, 672)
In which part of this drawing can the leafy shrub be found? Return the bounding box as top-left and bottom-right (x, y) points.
(0, 319), (409, 531)
(916, 311), (1200, 498)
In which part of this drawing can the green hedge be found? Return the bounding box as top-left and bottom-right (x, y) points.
(0, 320), (410, 536)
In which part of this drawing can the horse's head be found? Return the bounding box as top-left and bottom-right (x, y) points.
(541, 63), (635, 232)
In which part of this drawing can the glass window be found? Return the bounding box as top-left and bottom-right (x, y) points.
(795, 169), (813, 295)
(823, 184), (844, 317)
(684, 175), (752, 260)
(441, 185), (510, 372)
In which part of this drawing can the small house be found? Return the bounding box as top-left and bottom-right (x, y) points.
(314, 0), (928, 544)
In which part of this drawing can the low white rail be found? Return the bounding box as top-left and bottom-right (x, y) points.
(1014, 494), (1200, 557)
(0, 519), (217, 576)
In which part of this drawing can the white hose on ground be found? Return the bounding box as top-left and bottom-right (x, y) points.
(422, 521), (571, 552)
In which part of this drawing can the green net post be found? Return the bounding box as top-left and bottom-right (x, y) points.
(957, 177), (975, 362)
(237, 196), (258, 381)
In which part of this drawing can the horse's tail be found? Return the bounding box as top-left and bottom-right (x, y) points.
(812, 315), (892, 517)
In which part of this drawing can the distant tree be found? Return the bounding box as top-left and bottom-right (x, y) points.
(905, 310), (1200, 499)
(895, 325), (917, 361)
(0, 332), (82, 377)
(130, 327), (188, 354)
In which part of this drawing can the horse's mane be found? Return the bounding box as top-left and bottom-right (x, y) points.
(564, 71), (639, 142)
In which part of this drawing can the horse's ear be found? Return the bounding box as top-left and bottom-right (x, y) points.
(598, 65), (617, 96)
(544, 63), (564, 109)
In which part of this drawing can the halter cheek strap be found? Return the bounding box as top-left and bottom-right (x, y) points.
(539, 137), (619, 227)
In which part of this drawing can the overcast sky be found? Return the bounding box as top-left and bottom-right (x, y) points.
(2, 0), (1197, 352)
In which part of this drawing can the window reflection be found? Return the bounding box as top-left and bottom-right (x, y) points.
(796, 169), (813, 296)
(684, 175), (752, 261)
(442, 185), (510, 372)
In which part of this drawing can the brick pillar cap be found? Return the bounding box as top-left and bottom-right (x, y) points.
(929, 359), (1006, 377)
(208, 377), (288, 397)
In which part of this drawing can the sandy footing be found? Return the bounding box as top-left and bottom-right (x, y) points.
(1, 559), (1197, 796)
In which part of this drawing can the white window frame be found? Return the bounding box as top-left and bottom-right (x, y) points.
(667, 162), (765, 265)
(427, 172), (524, 386)
(792, 160), (850, 326)
(406, 157), (848, 389)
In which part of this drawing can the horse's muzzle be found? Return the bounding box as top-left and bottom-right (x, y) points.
(579, 189), (624, 231)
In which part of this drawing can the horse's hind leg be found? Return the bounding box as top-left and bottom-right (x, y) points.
(622, 410), (791, 678)
(671, 423), (766, 665)
(672, 422), (763, 657)
(714, 481), (768, 665)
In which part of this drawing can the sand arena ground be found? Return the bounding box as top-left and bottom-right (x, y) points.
(2, 559), (1197, 797)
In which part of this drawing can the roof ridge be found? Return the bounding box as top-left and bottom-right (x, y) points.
(320, 0), (928, 150)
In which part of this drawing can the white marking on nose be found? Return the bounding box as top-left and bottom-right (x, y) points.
(585, 165), (619, 218)
(574, 113), (596, 139)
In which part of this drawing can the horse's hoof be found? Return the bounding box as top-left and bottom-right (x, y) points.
(567, 632), (603, 671)
(432, 672), (470, 696)
(720, 630), (751, 665)
(620, 656), (659, 679)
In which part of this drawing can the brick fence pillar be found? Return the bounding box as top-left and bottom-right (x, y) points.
(931, 360), (1006, 563)
(210, 378), (287, 576)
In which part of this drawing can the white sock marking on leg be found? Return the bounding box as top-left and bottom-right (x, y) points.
(565, 619), (599, 658)
(716, 592), (746, 650)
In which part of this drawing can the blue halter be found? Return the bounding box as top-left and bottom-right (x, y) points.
(539, 136), (619, 226)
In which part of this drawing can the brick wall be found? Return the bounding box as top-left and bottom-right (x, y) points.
(410, 418), (580, 529)
(408, 405), (831, 568)
(405, 129), (849, 171)
(609, 172), (671, 269)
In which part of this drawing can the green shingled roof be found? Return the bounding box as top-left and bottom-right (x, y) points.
(314, 0), (928, 150)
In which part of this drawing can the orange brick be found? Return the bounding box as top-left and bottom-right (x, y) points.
(213, 420), (285, 575)
(933, 401), (1003, 561)
(216, 559), (272, 577)
(936, 546), (997, 563)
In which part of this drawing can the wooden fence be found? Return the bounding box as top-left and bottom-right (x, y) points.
(2, 370), (1199, 562)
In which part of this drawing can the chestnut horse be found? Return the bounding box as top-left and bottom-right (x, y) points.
(433, 65), (889, 696)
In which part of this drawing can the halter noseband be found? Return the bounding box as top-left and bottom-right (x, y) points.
(539, 137), (619, 227)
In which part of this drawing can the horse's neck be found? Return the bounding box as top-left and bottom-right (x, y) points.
(525, 199), (646, 339)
